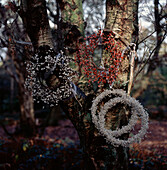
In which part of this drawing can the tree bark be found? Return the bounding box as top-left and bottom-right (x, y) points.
(59, 0), (84, 34)
(19, 0), (139, 168)
(60, 0), (138, 169)
(19, 0), (53, 50)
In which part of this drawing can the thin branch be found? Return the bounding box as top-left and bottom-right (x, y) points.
(134, 31), (167, 82)
(138, 30), (156, 45)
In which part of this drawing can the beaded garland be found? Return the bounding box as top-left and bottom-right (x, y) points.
(25, 47), (74, 106)
(91, 89), (149, 147)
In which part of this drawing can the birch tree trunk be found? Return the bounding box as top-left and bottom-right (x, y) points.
(61, 0), (138, 169)
(19, 0), (53, 50)
(19, 0), (138, 169)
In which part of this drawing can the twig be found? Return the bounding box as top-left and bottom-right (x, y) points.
(138, 30), (156, 45)
(134, 31), (167, 81)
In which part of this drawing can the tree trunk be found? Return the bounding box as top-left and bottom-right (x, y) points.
(147, 0), (163, 74)
(19, 0), (139, 168)
(60, 0), (138, 169)
(18, 85), (36, 137)
(59, 0), (84, 34)
(9, 39), (36, 137)
(19, 0), (53, 50)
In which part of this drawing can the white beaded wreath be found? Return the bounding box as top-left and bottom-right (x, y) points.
(91, 89), (149, 147)
(25, 48), (74, 106)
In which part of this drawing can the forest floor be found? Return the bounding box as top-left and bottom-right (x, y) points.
(0, 119), (167, 169)
(131, 120), (167, 155)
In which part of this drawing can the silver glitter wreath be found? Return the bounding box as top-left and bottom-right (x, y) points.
(25, 47), (74, 106)
(91, 89), (149, 147)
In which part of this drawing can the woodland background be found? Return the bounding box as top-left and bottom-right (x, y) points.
(0, 0), (167, 169)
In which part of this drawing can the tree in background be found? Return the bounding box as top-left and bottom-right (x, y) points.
(148, 0), (167, 73)
(132, 0), (167, 99)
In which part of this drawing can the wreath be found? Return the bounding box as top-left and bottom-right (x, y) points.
(25, 46), (74, 106)
(91, 89), (149, 147)
(74, 30), (123, 87)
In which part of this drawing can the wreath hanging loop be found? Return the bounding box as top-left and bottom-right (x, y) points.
(91, 89), (149, 147)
